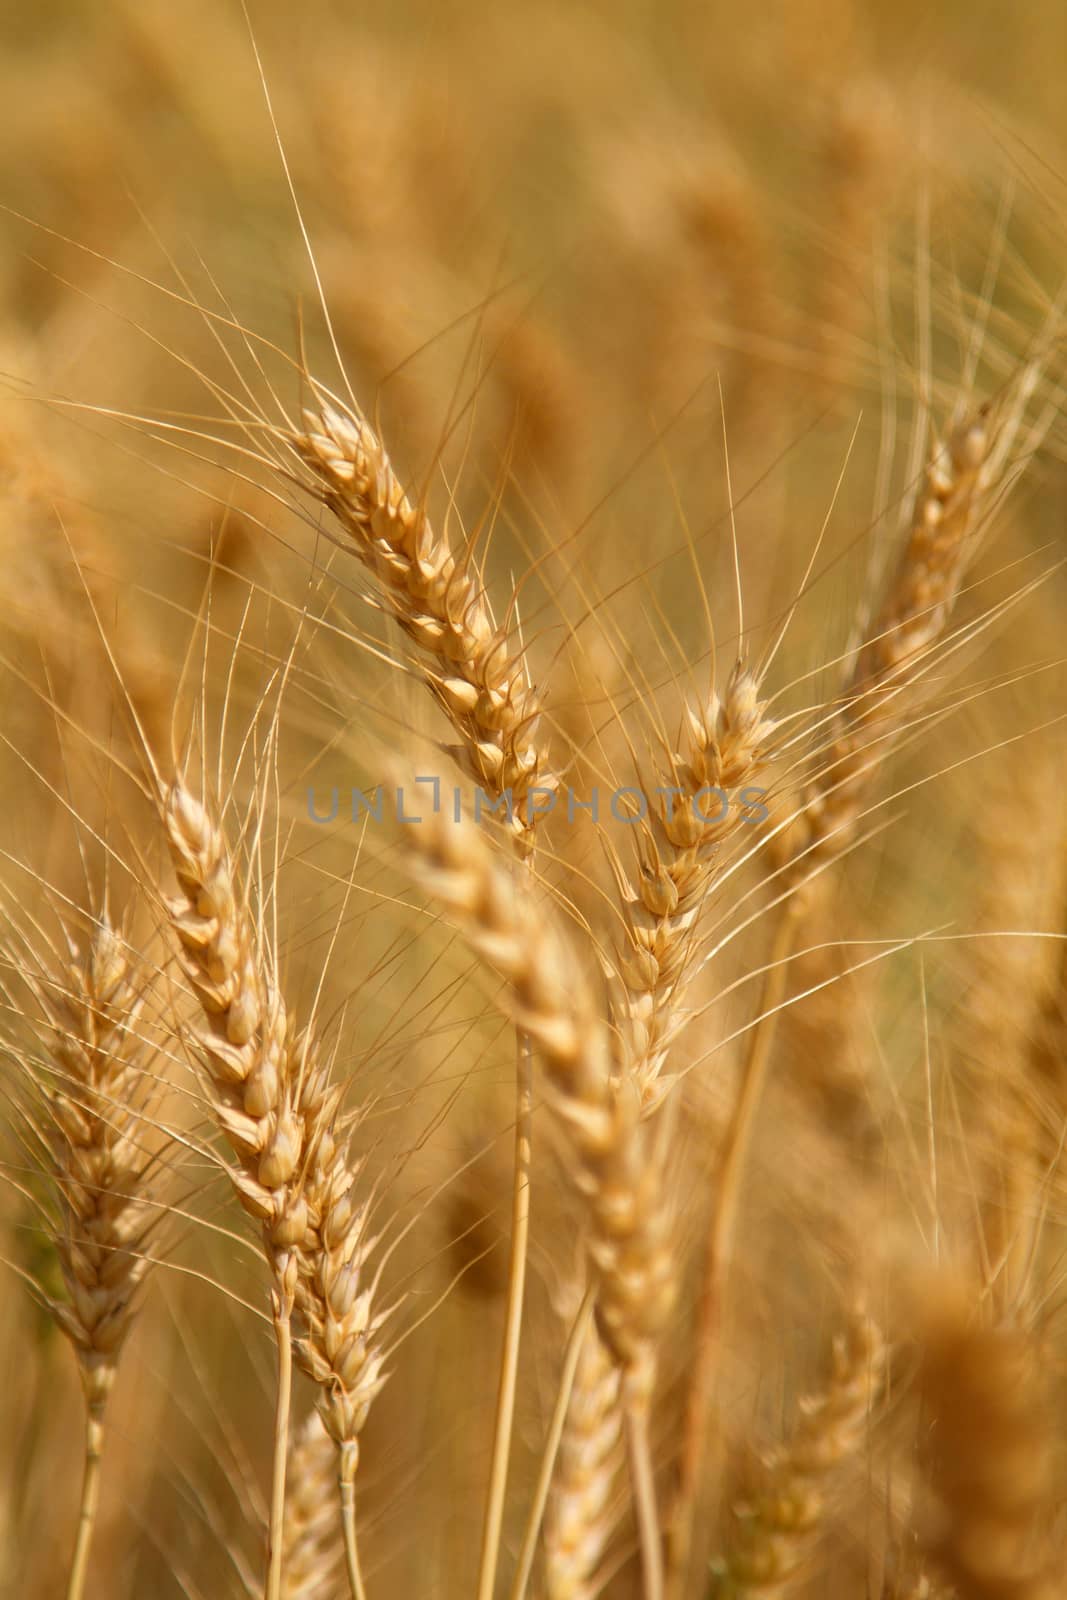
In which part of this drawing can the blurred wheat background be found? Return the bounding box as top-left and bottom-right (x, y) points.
(1, 3), (1066, 1598)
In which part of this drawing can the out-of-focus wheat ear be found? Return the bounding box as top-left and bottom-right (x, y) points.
(611, 661), (777, 1114)
(917, 1291), (1057, 1600)
(710, 1311), (887, 1598)
(400, 794), (672, 1596)
(544, 1302), (623, 1600)
(813, 77), (900, 406)
(949, 745), (1066, 1317)
(4, 913), (168, 1600)
(291, 390), (557, 856)
(784, 394), (1021, 896)
(279, 1410), (345, 1600)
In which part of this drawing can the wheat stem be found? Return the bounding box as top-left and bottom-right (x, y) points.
(339, 1443), (368, 1600)
(627, 1401), (664, 1600)
(477, 1030), (533, 1600)
(266, 1294), (294, 1600)
(65, 1406), (104, 1600)
(669, 901), (801, 1595)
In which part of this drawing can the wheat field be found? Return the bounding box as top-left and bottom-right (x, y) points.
(1, 3), (1067, 1598)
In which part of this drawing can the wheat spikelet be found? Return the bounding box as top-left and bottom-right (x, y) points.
(401, 795), (673, 1401)
(712, 1311), (886, 1596)
(293, 393), (555, 854)
(614, 663), (776, 1112)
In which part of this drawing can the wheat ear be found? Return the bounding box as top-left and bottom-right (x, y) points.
(614, 662), (776, 1113)
(402, 796), (672, 1594)
(711, 1312), (886, 1597)
(402, 797), (672, 1389)
(918, 1296), (1056, 1600)
(921, 1292), (1062, 1600)
(785, 403), (1004, 893)
(293, 391), (555, 853)
(5, 914), (165, 1600)
(163, 779), (389, 1600)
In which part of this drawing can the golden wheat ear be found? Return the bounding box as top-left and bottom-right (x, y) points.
(2, 910), (170, 1600)
(611, 661), (778, 1115)
(398, 787), (673, 1594)
(290, 390), (556, 854)
(784, 380), (1042, 897)
(162, 774), (392, 1600)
